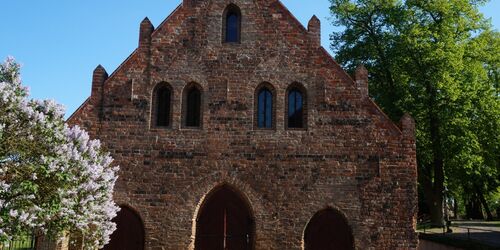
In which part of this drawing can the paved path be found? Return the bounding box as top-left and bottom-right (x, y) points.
(449, 221), (500, 247)
(418, 220), (500, 248)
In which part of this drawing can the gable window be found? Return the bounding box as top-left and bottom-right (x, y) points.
(257, 87), (273, 128)
(254, 82), (276, 129)
(224, 4), (241, 43)
(153, 83), (172, 127)
(183, 84), (202, 128)
(286, 84), (307, 129)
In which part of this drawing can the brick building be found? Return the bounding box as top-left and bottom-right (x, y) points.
(68, 0), (418, 249)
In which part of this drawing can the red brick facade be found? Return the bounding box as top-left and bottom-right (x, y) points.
(68, 0), (418, 249)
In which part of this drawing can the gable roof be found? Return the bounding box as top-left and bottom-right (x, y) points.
(68, 0), (403, 135)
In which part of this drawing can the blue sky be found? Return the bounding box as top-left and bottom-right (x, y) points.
(1, 0), (499, 117)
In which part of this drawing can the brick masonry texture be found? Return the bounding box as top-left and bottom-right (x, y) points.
(68, 0), (418, 249)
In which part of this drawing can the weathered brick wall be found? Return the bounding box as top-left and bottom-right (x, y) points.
(68, 0), (418, 249)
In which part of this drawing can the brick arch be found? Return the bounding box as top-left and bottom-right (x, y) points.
(294, 178), (361, 248)
(184, 172), (277, 250)
(302, 206), (355, 250)
(103, 204), (145, 250)
(193, 183), (255, 249)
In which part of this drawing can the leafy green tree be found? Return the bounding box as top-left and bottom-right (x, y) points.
(330, 0), (500, 225)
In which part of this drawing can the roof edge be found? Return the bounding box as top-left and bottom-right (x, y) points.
(317, 47), (402, 134)
(151, 3), (183, 37)
(66, 97), (90, 123)
(275, 0), (309, 35)
(368, 98), (403, 134)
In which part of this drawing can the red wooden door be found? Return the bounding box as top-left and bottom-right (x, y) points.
(195, 186), (254, 250)
(304, 209), (354, 250)
(102, 206), (144, 250)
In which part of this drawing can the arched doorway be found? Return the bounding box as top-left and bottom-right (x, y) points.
(304, 208), (354, 250)
(195, 185), (254, 250)
(102, 206), (144, 250)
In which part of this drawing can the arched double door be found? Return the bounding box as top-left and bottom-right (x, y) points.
(102, 206), (144, 250)
(304, 208), (354, 250)
(195, 185), (254, 250)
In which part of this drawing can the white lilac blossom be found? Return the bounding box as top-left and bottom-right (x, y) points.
(0, 57), (119, 249)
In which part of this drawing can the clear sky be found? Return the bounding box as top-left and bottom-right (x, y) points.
(1, 0), (499, 118)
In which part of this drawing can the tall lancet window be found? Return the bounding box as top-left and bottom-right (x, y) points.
(224, 4), (241, 43)
(153, 83), (172, 128)
(255, 83), (275, 129)
(286, 83), (307, 129)
(258, 89), (272, 128)
(183, 83), (202, 128)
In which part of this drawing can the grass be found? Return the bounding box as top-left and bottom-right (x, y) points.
(0, 236), (35, 250)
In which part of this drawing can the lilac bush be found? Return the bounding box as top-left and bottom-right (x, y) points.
(0, 57), (119, 249)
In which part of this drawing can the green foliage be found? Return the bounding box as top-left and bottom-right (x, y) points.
(330, 0), (500, 223)
(489, 187), (500, 212)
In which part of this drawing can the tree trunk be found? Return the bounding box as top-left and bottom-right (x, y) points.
(429, 195), (444, 226)
(477, 188), (494, 221)
(426, 81), (445, 227)
(422, 175), (444, 226)
(466, 194), (484, 220)
(453, 198), (459, 219)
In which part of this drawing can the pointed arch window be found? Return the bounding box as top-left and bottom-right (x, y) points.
(153, 83), (172, 127)
(258, 89), (273, 128)
(224, 4), (241, 43)
(256, 84), (274, 129)
(286, 84), (307, 129)
(183, 84), (202, 128)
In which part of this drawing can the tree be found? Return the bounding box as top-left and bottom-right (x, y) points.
(0, 57), (120, 249)
(330, 0), (500, 225)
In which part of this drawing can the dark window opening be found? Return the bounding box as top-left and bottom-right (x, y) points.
(155, 86), (171, 127)
(195, 186), (254, 250)
(186, 87), (201, 127)
(225, 6), (241, 43)
(287, 88), (304, 128)
(304, 209), (354, 250)
(257, 88), (273, 128)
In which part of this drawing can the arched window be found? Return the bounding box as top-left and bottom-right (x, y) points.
(224, 4), (241, 43)
(183, 84), (202, 127)
(153, 84), (172, 127)
(103, 206), (144, 250)
(304, 209), (354, 250)
(256, 85), (274, 129)
(195, 185), (254, 250)
(286, 84), (307, 129)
